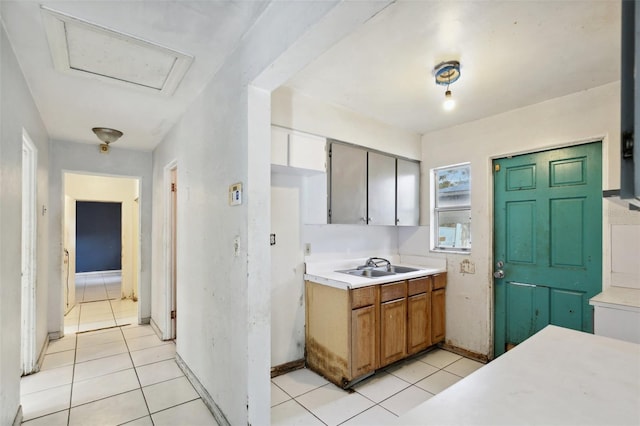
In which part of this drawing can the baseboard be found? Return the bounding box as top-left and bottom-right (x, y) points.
(34, 334), (51, 373)
(149, 318), (164, 340)
(12, 405), (22, 426)
(271, 359), (305, 378)
(438, 342), (489, 363)
(48, 331), (62, 340)
(175, 353), (230, 426)
(141, 316), (150, 325)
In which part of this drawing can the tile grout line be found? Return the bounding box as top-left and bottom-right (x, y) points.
(66, 327), (80, 426)
(119, 325), (155, 425)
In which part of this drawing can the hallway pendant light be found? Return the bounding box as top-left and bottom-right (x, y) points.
(92, 127), (123, 153)
(434, 60), (460, 112)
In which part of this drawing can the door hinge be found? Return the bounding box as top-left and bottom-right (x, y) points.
(171, 310), (176, 319)
(171, 183), (177, 192)
(494, 164), (501, 172)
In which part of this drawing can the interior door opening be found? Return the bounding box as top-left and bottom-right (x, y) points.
(21, 130), (37, 375)
(62, 173), (141, 334)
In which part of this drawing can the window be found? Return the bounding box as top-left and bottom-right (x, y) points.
(432, 163), (471, 251)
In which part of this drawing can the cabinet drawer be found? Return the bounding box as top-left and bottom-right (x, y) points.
(352, 286), (376, 309)
(432, 273), (447, 290)
(408, 277), (430, 296)
(381, 281), (407, 302)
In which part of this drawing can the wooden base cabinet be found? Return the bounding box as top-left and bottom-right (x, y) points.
(431, 273), (447, 343)
(306, 273), (446, 388)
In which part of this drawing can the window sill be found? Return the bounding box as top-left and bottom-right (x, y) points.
(430, 248), (472, 255)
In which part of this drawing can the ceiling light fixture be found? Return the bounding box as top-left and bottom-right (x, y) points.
(92, 127), (123, 153)
(434, 60), (460, 111)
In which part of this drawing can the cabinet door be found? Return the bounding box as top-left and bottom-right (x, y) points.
(330, 143), (367, 224)
(397, 159), (420, 226)
(380, 299), (407, 366)
(407, 293), (431, 354)
(351, 305), (377, 378)
(289, 131), (326, 172)
(271, 126), (289, 167)
(431, 288), (446, 343)
(368, 152), (396, 225)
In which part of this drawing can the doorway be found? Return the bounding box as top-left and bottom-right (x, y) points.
(63, 173), (141, 333)
(493, 142), (603, 357)
(165, 163), (178, 340)
(21, 130), (37, 375)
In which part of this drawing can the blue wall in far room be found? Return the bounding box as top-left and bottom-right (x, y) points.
(76, 201), (122, 272)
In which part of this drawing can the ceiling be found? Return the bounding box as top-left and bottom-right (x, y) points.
(1, 1), (620, 151)
(285, 0), (620, 136)
(1, 1), (269, 151)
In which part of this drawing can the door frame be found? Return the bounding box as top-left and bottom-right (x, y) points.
(163, 160), (178, 340)
(21, 129), (38, 375)
(490, 137), (605, 359)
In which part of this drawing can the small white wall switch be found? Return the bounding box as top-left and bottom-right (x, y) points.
(229, 182), (242, 206)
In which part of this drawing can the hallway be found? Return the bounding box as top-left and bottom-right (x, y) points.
(20, 273), (218, 425)
(64, 272), (138, 334)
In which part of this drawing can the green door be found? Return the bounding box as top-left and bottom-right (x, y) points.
(494, 142), (602, 357)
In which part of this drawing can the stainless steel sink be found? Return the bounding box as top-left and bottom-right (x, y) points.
(336, 264), (422, 278)
(387, 265), (421, 274)
(337, 268), (396, 278)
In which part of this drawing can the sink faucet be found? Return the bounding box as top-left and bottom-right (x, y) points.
(364, 257), (391, 271)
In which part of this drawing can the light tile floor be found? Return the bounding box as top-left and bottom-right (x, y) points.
(271, 349), (485, 425)
(22, 278), (219, 425)
(65, 272), (138, 334)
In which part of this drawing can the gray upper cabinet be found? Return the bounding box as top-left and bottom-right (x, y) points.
(330, 143), (367, 224)
(330, 141), (421, 225)
(396, 159), (420, 226)
(368, 152), (396, 225)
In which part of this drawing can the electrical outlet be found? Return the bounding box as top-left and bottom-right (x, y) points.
(460, 259), (475, 274)
(304, 243), (311, 256)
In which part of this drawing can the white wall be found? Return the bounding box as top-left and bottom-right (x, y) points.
(272, 86), (421, 160)
(149, 2), (400, 422)
(65, 173), (139, 301)
(48, 141), (152, 335)
(398, 81), (625, 357)
(0, 22), (50, 426)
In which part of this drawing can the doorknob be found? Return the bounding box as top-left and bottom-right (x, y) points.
(494, 270), (505, 279)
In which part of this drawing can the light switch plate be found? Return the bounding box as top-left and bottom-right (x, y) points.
(229, 182), (242, 206)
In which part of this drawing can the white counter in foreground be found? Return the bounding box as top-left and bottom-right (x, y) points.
(394, 325), (640, 426)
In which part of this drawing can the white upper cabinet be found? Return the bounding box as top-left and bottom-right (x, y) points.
(271, 126), (326, 173)
(271, 126), (289, 167)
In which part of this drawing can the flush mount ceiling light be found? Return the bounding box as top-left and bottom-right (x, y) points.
(41, 6), (193, 96)
(93, 127), (123, 153)
(434, 60), (461, 111)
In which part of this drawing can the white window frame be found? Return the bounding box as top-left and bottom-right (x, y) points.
(431, 162), (471, 253)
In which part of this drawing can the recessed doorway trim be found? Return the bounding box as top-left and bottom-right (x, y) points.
(163, 160), (178, 340)
(21, 129), (38, 375)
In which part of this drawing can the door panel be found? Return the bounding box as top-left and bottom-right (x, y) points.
(330, 143), (367, 224)
(506, 282), (549, 345)
(494, 143), (602, 357)
(368, 152), (396, 225)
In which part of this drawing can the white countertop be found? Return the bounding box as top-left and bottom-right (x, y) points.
(304, 256), (446, 289)
(393, 325), (640, 425)
(590, 286), (640, 312)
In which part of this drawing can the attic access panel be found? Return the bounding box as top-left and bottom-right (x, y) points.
(41, 6), (193, 95)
